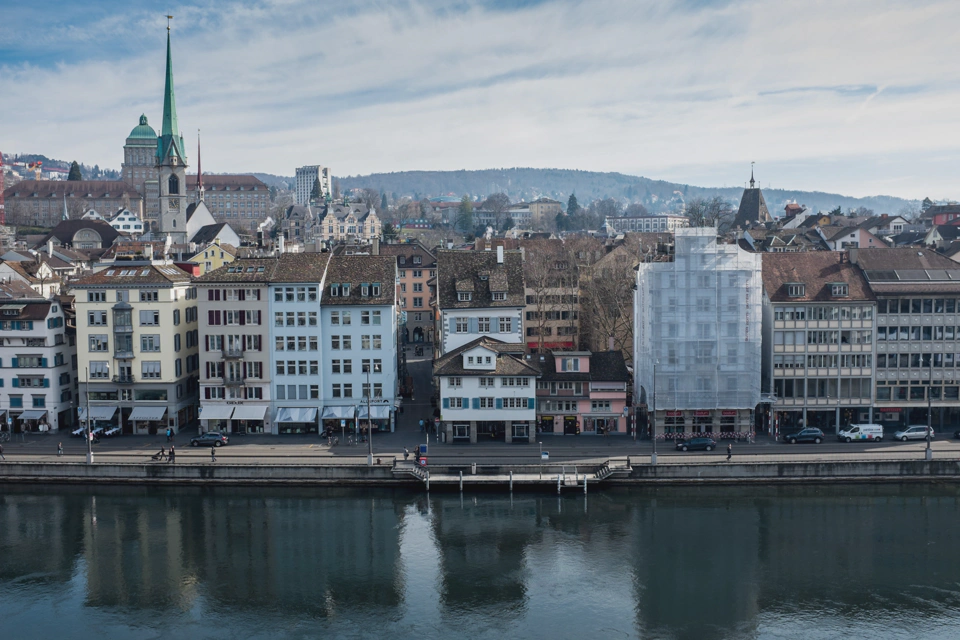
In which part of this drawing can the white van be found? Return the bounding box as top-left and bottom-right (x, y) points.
(837, 424), (883, 443)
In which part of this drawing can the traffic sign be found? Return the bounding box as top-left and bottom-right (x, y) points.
(541, 451), (549, 461)
(434, 418), (440, 428)
(340, 419), (346, 427)
(419, 444), (428, 456)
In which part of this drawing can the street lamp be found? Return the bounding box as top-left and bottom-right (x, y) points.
(366, 368), (373, 467)
(926, 386), (933, 461)
(651, 361), (658, 466)
(84, 366), (93, 464)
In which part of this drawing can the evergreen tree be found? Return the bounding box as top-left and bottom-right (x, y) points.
(567, 192), (579, 215)
(67, 161), (82, 181)
(381, 192), (388, 212)
(456, 195), (474, 232)
(310, 177), (322, 202)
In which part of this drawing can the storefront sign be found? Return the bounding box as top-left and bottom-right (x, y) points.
(721, 410), (737, 417)
(666, 411), (682, 417)
(694, 410), (710, 417)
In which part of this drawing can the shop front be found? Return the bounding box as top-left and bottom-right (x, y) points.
(357, 403), (392, 433)
(15, 409), (50, 434)
(78, 405), (118, 435)
(563, 415), (579, 435)
(231, 405), (268, 434)
(508, 420), (532, 443)
(128, 406), (167, 435)
(322, 406), (356, 438)
(200, 404), (234, 434)
(584, 414), (620, 434)
(538, 415), (555, 434)
(276, 407), (319, 434)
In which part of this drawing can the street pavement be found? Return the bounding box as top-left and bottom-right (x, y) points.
(3, 344), (960, 465)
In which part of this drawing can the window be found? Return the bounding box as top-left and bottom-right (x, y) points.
(502, 397), (526, 408)
(88, 292), (106, 302)
(343, 335), (352, 349)
(88, 311), (107, 326)
(788, 283), (805, 298)
(342, 311), (351, 325)
(371, 283), (381, 296)
(372, 310), (381, 325)
(373, 335), (381, 349)
(480, 397), (495, 408)
(141, 361), (161, 379)
(413, 297), (423, 308)
(449, 377), (462, 388)
(309, 337), (318, 350)
(478, 317), (491, 333)
(88, 334), (109, 352)
(331, 335), (340, 350)
(492, 292), (506, 301)
(362, 335), (371, 350)
(413, 283), (423, 293)
(173, 309), (181, 326)
(139, 291), (158, 302)
(140, 335), (161, 352)
(831, 283), (849, 297)
(449, 397), (465, 409)
(480, 377), (495, 387)
(456, 317), (468, 333)
(458, 293), (472, 302)
(275, 312), (284, 327)
(560, 358), (580, 372)
(331, 311), (340, 325)
(499, 317), (511, 333)
(139, 310), (159, 326)
(362, 311), (371, 325)
(343, 384), (353, 398)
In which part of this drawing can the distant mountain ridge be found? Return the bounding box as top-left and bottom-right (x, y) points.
(338, 168), (918, 215)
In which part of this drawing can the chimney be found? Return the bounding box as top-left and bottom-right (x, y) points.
(145, 244), (154, 262)
(608, 336), (615, 351)
(496, 245), (504, 264)
(47, 239), (53, 257)
(371, 236), (380, 255)
(278, 235), (285, 255)
(849, 247), (859, 265)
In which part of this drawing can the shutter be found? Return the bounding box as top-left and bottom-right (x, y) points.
(527, 397), (535, 410)
(12, 378), (18, 388)
(495, 398), (503, 409)
(43, 378), (50, 388)
(509, 317), (515, 333)
(205, 335), (210, 351)
(11, 358), (17, 368)
(239, 312), (246, 326)
(243, 362), (248, 377)
(472, 398), (479, 410)
(442, 397), (449, 409)
(469, 318), (478, 333)
(208, 289), (214, 301)
(40, 358), (47, 367)
(239, 289), (246, 301)
(215, 310), (221, 325)
(208, 310), (215, 325)
(205, 362), (210, 378)
(449, 317), (456, 334)
(242, 335), (247, 350)
(205, 387), (211, 399)
(256, 290), (261, 300)
(258, 310), (262, 325)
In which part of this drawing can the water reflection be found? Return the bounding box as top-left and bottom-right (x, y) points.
(1, 485), (960, 639)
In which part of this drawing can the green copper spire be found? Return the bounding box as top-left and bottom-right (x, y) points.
(161, 30), (179, 139)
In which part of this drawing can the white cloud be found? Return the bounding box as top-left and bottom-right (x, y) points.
(1, 0), (958, 198)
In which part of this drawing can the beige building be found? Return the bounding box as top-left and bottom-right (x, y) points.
(528, 197), (562, 226)
(379, 241), (437, 343)
(3, 181), (143, 228)
(187, 174), (270, 226)
(73, 261), (200, 434)
(317, 203), (381, 244)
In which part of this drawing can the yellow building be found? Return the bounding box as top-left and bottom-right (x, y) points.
(188, 241), (237, 275)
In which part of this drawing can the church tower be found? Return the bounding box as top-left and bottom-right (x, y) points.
(157, 23), (188, 243)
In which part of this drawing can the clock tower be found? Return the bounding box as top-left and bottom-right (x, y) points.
(157, 24), (188, 243)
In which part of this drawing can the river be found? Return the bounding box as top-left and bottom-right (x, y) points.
(2, 484), (960, 639)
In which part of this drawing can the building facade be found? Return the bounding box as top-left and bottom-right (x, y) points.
(762, 252), (876, 435)
(0, 296), (74, 433)
(187, 175), (270, 225)
(536, 350), (630, 436)
(295, 165), (332, 206)
(121, 114), (159, 222)
(197, 259), (274, 434)
(606, 214), (688, 234)
(635, 227), (763, 439)
(73, 262), (199, 434)
(319, 255), (399, 436)
(316, 204), (382, 244)
(3, 181), (143, 227)
(434, 337), (538, 443)
(436, 247), (525, 355)
(379, 241), (436, 344)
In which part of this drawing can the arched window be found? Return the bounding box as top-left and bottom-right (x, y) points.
(168, 174), (180, 195)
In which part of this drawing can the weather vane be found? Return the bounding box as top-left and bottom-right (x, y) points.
(167, 15), (174, 31)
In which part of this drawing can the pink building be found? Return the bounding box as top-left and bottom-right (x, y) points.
(535, 351), (630, 436)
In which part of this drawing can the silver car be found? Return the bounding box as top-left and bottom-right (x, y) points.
(894, 425), (934, 442)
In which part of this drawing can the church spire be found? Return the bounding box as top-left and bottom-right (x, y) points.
(749, 161), (756, 189)
(196, 129), (204, 203)
(161, 17), (179, 139)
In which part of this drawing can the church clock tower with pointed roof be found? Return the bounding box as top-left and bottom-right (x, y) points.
(157, 23), (188, 243)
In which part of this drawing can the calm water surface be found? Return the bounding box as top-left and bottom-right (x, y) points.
(2, 484), (960, 639)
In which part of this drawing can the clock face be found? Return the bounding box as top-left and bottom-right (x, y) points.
(170, 199), (180, 209)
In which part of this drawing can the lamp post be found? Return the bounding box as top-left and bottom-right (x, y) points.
(926, 386), (933, 461)
(366, 368), (373, 467)
(84, 366), (93, 464)
(539, 441), (543, 479)
(651, 361), (658, 466)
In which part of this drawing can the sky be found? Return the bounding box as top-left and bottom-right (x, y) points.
(1, 0), (957, 200)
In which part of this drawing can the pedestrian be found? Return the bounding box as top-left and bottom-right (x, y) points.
(165, 428), (171, 442)
(404, 447), (410, 461)
(57, 442), (63, 457)
(0, 443), (4, 461)
(211, 446), (216, 463)
(727, 443), (732, 461)
(419, 419), (424, 432)
(169, 445), (176, 463)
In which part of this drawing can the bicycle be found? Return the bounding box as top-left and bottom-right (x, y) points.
(0, 432), (10, 443)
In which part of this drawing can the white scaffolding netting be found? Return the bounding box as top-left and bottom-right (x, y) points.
(634, 227), (763, 411)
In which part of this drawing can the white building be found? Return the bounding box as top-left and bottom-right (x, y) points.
(0, 293), (74, 433)
(108, 208), (145, 235)
(634, 227), (763, 439)
(319, 255), (399, 435)
(436, 246), (525, 355)
(295, 165), (332, 206)
(606, 214), (688, 234)
(268, 253), (331, 434)
(434, 336), (539, 443)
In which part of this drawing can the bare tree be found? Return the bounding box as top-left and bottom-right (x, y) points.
(624, 203), (649, 217)
(481, 193), (511, 231)
(359, 188), (381, 212)
(578, 236), (642, 363)
(686, 196), (734, 231)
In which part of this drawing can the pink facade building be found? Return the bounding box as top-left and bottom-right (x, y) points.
(535, 350), (630, 435)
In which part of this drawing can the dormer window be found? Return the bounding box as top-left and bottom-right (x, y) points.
(413, 256), (421, 265)
(371, 283), (381, 296)
(560, 357), (580, 372)
(399, 257), (406, 265)
(787, 283), (805, 298)
(361, 283), (369, 296)
(342, 284), (350, 296)
(330, 283), (339, 297)
(830, 283), (849, 297)
(458, 292), (472, 302)
(492, 292), (506, 301)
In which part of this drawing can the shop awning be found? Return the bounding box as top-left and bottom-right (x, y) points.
(129, 406), (167, 421)
(17, 410), (47, 420)
(321, 406), (355, 419)
(231, 405), (267, 421)
(357, 405), (391, 420)
(200, 405), (235, 420)
(276, 407), (318, 423)
(78, 406), (118, 421)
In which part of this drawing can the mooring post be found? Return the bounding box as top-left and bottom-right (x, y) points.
(426, 470), (430, 492)
(459, 470), (463, 492)
(557, 474), (561, 495)
(584, 476), (588, 495)
(510, 470), (514, 492)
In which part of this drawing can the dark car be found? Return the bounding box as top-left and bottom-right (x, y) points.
(190, 432), (229, 447)
(675, 437), (717, 452)
(784, 428), (824, 444)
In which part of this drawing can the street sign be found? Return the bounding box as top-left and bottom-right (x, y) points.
(434, 418), (440, 428)
(541, 452), (549, 461)
(419, 456), (428, 467)
(340, 419), (346, 427)
(419, 444), (428, 456)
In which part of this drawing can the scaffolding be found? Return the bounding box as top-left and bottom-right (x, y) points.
(634, 227), (763, 435)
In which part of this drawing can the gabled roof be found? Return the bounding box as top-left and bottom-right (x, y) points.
(732, 186), (771, 230)
(437, 250), (525, 309)
(324, 255), (397, 305)
(536, 350), (630, 382)
(3, 180), (140, 199)
(191, 223), (230, 244)
(762, 251), (874, 302)
(0, 300), (51, 320)
(35, 219), (121, 249)
(433, 336), (539, 377)
(378, 240), (437, 267)
(74, 263), (193, 287)
(196, 258), (281, 283)
(855, 247), (958, 271)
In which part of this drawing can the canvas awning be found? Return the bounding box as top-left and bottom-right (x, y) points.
(276, 407), (318, 423)
(78, 406), (118, 421)
(321, 406), (355, 419)
(129, 406), (168, 421)
(17, 410), (47, 421)
(357, 405), (391, 420)
(231, 405), (267, 421)
(200, 405), (235, 420)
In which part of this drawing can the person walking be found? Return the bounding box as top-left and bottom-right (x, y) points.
(403, 447), (410, 461)
(726, 442), (733, 461)
(0, 443), (5, 461)
(211, 446), (216, 463)
(168, 445), (176, 464)
(419, 419), (424, 432)
(57, 442), (63, 457)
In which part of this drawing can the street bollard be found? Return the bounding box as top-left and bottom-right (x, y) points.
(426, 470), (430, 492)
(510, 471), (513, 493)
(471, 462), (477, 475)
(459, 470), (463, 492)
(584, 476), (588, 495)
(557, 474), (561, 495)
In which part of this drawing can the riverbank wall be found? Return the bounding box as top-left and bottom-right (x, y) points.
(2, 458), (960, 488)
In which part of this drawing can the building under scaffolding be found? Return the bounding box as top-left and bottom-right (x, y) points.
(634, 227), (763, 438)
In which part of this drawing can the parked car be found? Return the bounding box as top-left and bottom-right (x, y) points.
(675, 437), (717, 452)
(190, 432), (229, 447)
(784, 428), (825, 444)
(894, 425), (934, 442)
(837, 424), (883, 443)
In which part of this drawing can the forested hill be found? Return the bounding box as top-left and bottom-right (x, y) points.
(338, 168), (917, 214)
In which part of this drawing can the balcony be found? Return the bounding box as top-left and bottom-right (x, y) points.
(113, 324), (134, 333)
(223, 348), (245, 359)
(114, 350), (135, 359)
(224, 376), (246, 386)
(112, 374), (136, 384)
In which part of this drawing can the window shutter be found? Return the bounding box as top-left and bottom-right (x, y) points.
(472, 398), (479, 410)
(40, 358), (47, 367)
(11, 358), (17, 368)
(449, 317), (456, 334)
(257, 335), (262, 351)
(239, 312), (246, 326)
(205, 362), (210, 378)
(257, 310), (262, 325)
(205, 335), (210, 351)
(208, 310), (215, 325)
(242, 335), (247, 350)
(239, 289), (246, 301)
(256, 290), (261, 300)
(496, 398), (503, 409)
(221, 289), (226, 301)
(44, 378), (50, 388)
(215, 310), (221, 325)
(208, 290), (214, 301)
(243, 362), (248, 377)
(527, 397), (535, 410)
(12, 378), (18, 388)
(442, 397), (449, 409)
(469, 318), (478, 333)
(509, 317), (515, 333)
(205, 387), (211, 399)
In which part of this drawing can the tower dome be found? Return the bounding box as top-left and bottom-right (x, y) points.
(127, 114), (158, 140)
